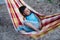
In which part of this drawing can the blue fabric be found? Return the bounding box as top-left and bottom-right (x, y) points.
(26, 13), (39, 23)
(17, 12), (40, 32)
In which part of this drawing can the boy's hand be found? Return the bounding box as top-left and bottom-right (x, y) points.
(24, 22), (40, 32)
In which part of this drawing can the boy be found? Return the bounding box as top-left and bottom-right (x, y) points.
(18, 6), (41, 33)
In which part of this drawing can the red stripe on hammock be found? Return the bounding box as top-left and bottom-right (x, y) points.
(14, 0), (19, 8)
(10, 0), (22, 25)
(18, 0), (24, 5)
(7, 0), (22, 28)
(14, 0), (24, 25)
(7, 0), (17, 27)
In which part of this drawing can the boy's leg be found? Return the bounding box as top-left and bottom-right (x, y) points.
(42, 15), (60, 26)
(34, 19), (60, 36)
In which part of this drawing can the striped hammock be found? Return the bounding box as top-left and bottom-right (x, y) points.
(5, 0), (60, 39)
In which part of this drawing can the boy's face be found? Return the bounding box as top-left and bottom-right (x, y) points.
(23, 8), (30, 16)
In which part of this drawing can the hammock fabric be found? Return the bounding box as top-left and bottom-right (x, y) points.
(5, 0), (60, 39)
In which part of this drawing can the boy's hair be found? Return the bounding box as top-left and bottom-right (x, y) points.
(19, 6), (26, 15)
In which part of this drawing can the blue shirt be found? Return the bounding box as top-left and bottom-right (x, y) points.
(17, 12), (41, 32)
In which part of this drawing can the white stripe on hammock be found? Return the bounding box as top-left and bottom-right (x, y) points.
(14, 0), (22, 7)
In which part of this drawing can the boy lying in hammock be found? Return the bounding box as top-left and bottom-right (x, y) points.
(18, 6), (60, 34)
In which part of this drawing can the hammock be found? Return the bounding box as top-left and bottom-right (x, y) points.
(5, 0), (60, 39)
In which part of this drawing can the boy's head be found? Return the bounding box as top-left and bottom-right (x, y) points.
(19, 6), (30, 16)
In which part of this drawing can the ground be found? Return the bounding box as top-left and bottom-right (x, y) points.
(0, 0), (60, 40)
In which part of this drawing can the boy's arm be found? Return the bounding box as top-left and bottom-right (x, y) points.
(24, 22), (39, 32)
